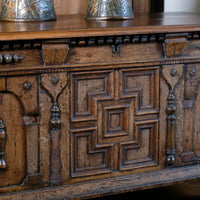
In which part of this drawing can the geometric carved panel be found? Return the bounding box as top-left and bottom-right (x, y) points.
(119, 67), (159, 115)
(70, 67), (159, 178)
(120, 120), (159, 171)
(71, 127), (112, 177)
(70, 70), (114, 122)
(104, 105), (129, 138)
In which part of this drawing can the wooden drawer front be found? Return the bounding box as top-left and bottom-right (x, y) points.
(0, 75), (39, 188)
(70, 67), (160, 179)
(66, 43), (163, 65)
(0, 49), (42, 68)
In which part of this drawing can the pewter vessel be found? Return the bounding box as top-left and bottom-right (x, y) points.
(86, 0), (134, 20)
(0, 0), (56, 21)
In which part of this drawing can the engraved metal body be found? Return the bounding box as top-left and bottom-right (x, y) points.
(86, 0), (134, 20)
(0, 0), (56, 21)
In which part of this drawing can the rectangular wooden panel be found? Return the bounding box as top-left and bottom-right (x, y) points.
(66, 43), (163, 65)
(182, 64), (200, 164)
(70, 67), (160, 180)
(0, 94), (26, 187)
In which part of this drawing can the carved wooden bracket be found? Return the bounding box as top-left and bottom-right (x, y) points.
(0, 120), (6, 170)
(162, 64), (184, 166)
(42, 43), (69, 66)
(41, 73), (68, 184)
(164, 33), (188, 58)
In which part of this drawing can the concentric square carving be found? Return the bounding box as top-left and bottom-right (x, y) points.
(119, 68), (159, 115)
(70, 68), (160, 178)
(71, 127), (113, 177)
(98, 99), (135, 145)
(70, 70), (114, 122)
(120, 120), (159, 170)
(104, 105), (129, 138)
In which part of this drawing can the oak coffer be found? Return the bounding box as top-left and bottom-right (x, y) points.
(0, 12), (200, 199)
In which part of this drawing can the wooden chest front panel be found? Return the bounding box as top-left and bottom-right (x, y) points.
(181, 63), (200, 164)
(0, 93), (26, 187)
(70, 67), (160, 179)
(0, 75), (39, 188)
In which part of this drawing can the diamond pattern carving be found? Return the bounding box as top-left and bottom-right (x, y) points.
(70, 68), (159, 178)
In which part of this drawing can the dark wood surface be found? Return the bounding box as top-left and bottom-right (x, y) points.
(1, 13), (200, 40)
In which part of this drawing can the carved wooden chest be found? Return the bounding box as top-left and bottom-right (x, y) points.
(0, 12), (200, 199)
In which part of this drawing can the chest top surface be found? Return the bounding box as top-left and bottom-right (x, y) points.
(0, 12), (200, 41)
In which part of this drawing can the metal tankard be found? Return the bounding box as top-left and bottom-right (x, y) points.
(0, 0), (56, 21)
(86, 0), (134, 20)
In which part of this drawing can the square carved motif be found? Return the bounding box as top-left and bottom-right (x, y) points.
(70, 68), (160, 178)
(104, 105), (129, 138)
(98, 99), (135, 145)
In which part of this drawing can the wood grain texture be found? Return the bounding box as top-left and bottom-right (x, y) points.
(1, 164), (200, 200)
(41, 73), (68, 184)
(182, 64), (200, 163)
(0, 93), (26, 187)
(42, 44), (69, 66)
(164, 34), (188, 58)
(0, 13), (200, 41)
(7, 76), (38, 115)
(162, 64), (184, 165)
(66, 43), (163, 65)
(69, 67), (160, 181)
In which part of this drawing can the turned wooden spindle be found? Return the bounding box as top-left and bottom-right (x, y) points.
(166, 91), (176, 166)
(0, 53), (24, 64)
(0, 120), (7, 169)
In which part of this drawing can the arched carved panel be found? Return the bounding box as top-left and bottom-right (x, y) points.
(0, 92), (26, 187)
(41, 73), (68, 184)
(7, 76), (38, 115)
